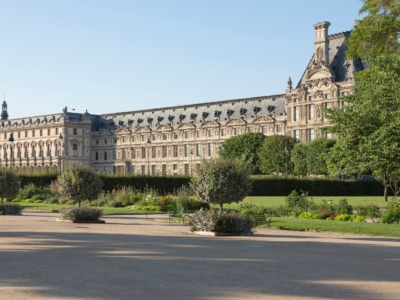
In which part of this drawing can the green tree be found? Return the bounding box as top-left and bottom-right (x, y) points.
(292, 143), (309, 177)
(257, 135), (297, 176)
(0, 168), (20, 202)
(57, 165), (103, 207)
(220, 133), (265, 174)
(190, 157), (252, 212)
(306, 137), (336, 176)
(325, 54), (400, 201)
(346, 0), (400, 59)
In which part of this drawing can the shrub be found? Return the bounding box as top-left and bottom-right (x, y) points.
(57, 165), (103, 207)
(188, 209), (254, 234)
(351, 215), (366, 222)
(134, 205), (161, 211)
(381, 200), (400, 224)
(60, 206), (103, 221)
(174, 187), (191, 210)
(335, 214), (352, 221)
(285, 190), (310, 212)
(0, 202), (23, 215)
(0, 167), (20, 202)
(336, 199), (353, 215)
(353, 204), (381, 218)
(299, 212), (319, 219)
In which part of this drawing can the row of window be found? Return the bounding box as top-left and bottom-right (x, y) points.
(98, 164), (199, 176)
(293, 103), (331, 121)
(293, 129), (331, 141)
(3, 128), (62, 140)
(0, 143), (79, 158)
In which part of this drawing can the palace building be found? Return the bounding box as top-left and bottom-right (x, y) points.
(0, 21), (365, 175)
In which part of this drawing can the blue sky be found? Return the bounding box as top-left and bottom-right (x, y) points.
(0, 0), (363, 119)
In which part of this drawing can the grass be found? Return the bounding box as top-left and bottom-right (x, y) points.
(259, 217), (400, 238)
(20, 203), (164, 215)
(220, 196), (390, 210)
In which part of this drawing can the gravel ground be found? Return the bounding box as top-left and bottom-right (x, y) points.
(0, 212), (399, 300)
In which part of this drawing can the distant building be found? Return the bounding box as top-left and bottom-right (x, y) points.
(0, 21), (364, 175)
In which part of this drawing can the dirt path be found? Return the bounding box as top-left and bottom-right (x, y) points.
(0, 212), (399, 300)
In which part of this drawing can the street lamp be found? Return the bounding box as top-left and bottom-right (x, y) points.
(146, 138), (151, 175)
(58, 133), (63, 173)
(284, 144), (288, 179)
(189, 149), (193, 176)
(8, 133), (14, 170)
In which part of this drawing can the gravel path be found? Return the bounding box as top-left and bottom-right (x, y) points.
(0, 212), (399, 300)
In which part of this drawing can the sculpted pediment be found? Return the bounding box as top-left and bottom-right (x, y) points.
(225, 118), (245, 126)
(200, 120), (219, 127)
(156, 124), (172, 131)
(252, 115), (273, 123)
(134, 126), (151, 133)
(115, 127), (131, 134)
(177, 122), (195, 129)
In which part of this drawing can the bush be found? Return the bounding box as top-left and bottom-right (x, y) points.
(353, 204), (381, 218)
(0, 202), (23, 215)
(381, 200), (400, 224)
(188, 209), (254, 234)
(299, 212), (319, 219)
(156, 194), (174, 211)
(285, 190), (310, 211)
(134, 205), (161, 211)
(336, 199), (353, 215)
(335, 214), (352, 221)
(0, 167), (20, 201)
(60, 206), (103, 221)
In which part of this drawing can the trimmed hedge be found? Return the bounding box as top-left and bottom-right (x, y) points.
(251, 177), (389, 196)
(17, 173), (388, 197)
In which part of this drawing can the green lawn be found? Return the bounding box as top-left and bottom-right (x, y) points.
(20, 203), (164, 215)
(221, 196), (389, 210)
(262, 217), (400, 238)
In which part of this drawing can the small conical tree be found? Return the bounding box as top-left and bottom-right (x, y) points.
(190, 157), (252, 212)
(57, 165), (103, 207)
(0, 167), (20, 202)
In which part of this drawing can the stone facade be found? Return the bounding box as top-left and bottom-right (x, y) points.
(0, 21), (364, 175)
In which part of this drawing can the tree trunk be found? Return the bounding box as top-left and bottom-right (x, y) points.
(78, 201), (81, 208)
(384, 185), (388, 202)
(219, 203), (223, 213)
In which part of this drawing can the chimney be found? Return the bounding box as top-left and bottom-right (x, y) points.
(313, 21), (331, 65)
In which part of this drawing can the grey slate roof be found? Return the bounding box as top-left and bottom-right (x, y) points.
(94, 94), (287, 132)
(296, 31), (366, 88)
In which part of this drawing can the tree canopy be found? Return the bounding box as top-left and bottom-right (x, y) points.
(346, 0), (400, 59)
(190, 157), (252, 212)
(0, 168), (20, 202)
(220, 132), (265, 174)
(325, 54), (400, 201)
(57, 165), (103, 207)
(257, 135), (297, 176)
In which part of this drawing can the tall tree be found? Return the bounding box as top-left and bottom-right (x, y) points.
(346, 0), (400, 59)
(257, 135), (297, 176)
(292, 143), (309, 177)
(220, 133), (265, 174)
(306, 138), (336, 176)
(326, 54), (400, 201)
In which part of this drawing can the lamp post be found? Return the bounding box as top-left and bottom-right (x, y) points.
(189, 149), (193, 176)
(8, 133), (14, 170)
(284, 144), (288, 179)
(58, 133), (63, 173)
(146, 138), (151, 175)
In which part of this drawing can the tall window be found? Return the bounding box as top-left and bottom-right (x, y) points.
(18, 132), (21, 138)
(152, 146), (156, 158)
(309, 129), (315, 141)
(196, 131), (201, 138)
(173, 145), (178, 157)
(47, 129), (50, 136)
(40, 130), (43, 137)
(141, 165), (146, 174)
(162, 146), (167, 158)
(294, 106), (299, 121)
(294, 130), (300, 140)
(32, 130), (35, 137)
(185, 132), (189, 139)
(196, 144), (201, 157)
(104, 151), (108, 160)
(184, 164), (189, 176)
(184, 144), (189, 157)
(151, 165), (156, 175)
(208, 143), (214, 157)
(131, 147), (136, 159)
(141, 147), (146, 159)
(95, 150), (99, 161)
(25, 131), (28, 138)
(247, 127), (253, 133)
(55, 128), (59, 135)
(174, 133), (178, 139)
(208, 130), (213, 137)
(163, 133), (167, 140)
(262, 126), (267, 134)
(141, 135), (145, 142)
(104, 139), (107, 144)
(309, 105), (314, 120)
(276, 125), (282, 133)
(113, 149), (116, 160)
(234, 128), (239, 136)
(152, 134), (156, 141)
(72, 144), (78, 157)
(221, 129), (226, 136)
(162, 164), (167, 175)
(73, 128), (77, 135)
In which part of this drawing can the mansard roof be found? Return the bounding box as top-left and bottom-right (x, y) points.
(95, 94), (287, 132)
(296, 31), (366, 88)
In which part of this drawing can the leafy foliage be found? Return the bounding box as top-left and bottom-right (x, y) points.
(190, 157), (252, 211)
(292, 143), (309, 177)
(59, 206), (103, 221)
(382, 199), (400, 224)
(220, 133), (266, 174)
(346, 0), (400, 59)
(325, 54), (400, 201)
(306, 138), (336, 176)
(188, 209), (254, 234)
(57, 165), (103, 206)
(0, 202), (23, 215)
(0, 167), (20, 202)
(257, 135), (297, 175)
